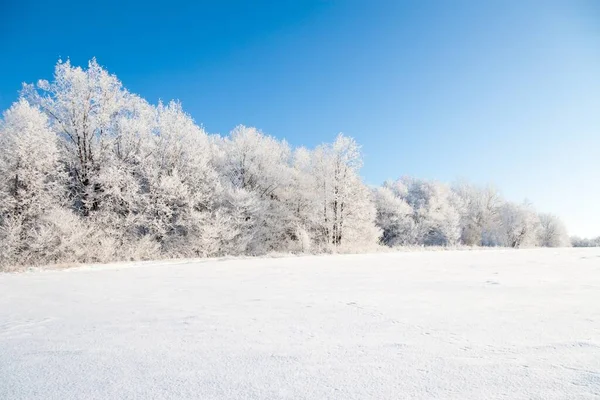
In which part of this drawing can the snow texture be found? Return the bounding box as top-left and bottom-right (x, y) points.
(1, 248), (599, 399)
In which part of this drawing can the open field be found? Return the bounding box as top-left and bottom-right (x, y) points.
(1, 248), (599, 399)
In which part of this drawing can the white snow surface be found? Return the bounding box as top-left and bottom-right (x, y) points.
(1, 248), (599, 399)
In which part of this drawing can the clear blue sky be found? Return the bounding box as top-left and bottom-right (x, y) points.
(1, 0), (599, 237)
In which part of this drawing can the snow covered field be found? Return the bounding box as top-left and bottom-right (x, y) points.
(1, 248), (599, 399)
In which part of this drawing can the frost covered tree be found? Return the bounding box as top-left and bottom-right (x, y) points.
(23, 58), (131, 216)
(287, 147), (322, 252)
(0, 58), (578, 268)
(373, 182), (416, 246)
(0, 100), (64, 266)
(138, 101), (230, 257)
(310, 135), (380, 249)
(379, 177), (461, 246)
(537, 213), (570, 247)
(376, 177), (573, 249)
(214, 125), (297, 254)
(498, 202), (541, 248)
(452, 182), (503, 246)
(571, 236), (600, 247)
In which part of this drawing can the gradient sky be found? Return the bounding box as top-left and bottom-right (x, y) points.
(1, 0), (599, 237)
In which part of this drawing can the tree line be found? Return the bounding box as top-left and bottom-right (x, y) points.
(571, 236), (600, 247)
(0, 60), (577, 269)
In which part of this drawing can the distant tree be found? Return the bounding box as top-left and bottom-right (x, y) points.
(498, 202), (540, 248)
(452, 182), (502, 246)
(288, 147), (322, 252)
(372, 185), (414, 246)
(311, 135), (380, 249)
(402, 177), (461, 246)
(373, 177), (462, 247)
(537, 213), (570, 247)
(571, 236), (600, 247)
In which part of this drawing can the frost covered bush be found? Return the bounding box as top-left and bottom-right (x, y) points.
(0, 59), (573, 269)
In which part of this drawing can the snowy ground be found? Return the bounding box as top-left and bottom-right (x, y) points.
(1, 248), (599, 399)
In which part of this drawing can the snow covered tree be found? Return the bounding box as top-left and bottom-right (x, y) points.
(571, 236), (600, 247)
(385, 177), (461, 246)
(498, 201), (541, 248)
(0, 100), (64, 266)
(23, 58), (130, 216)
(537, 213), (570, 247)
(286, 147), (322, 252)
(139, 101), (227, 257)
(0, 58), (580, 268)
(214, 125), (297, 254)
(452, 182), (503, 246)
(373, 183), (416, 246)
(310, 135), (380, 249)
(216, 125), (292, 195)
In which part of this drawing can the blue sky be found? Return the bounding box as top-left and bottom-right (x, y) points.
(1, 0), (599, 237)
